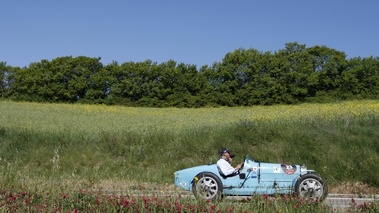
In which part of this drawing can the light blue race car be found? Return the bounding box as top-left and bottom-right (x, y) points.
(174, 154), (328, 201)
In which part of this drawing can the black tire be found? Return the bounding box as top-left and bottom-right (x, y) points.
(295, 173), (328, 201)
(192, 172), (223, 202)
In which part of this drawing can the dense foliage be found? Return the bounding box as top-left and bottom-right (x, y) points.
(1, 42), (379, 107)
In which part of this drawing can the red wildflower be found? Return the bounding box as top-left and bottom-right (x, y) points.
(121, 198), (129, 207)
(176, 203), (183, 212)
(96, 197), (101, 205)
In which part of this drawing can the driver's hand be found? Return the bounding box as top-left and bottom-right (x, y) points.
(235, 164), (242, 170)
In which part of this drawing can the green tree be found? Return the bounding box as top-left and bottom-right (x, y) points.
(340, 56), (379, 98)
(107, 60), (158, 106)
(82, 61), (115, 104)
(196, 65), (220, 106)
(307, 45), (347, 99)
(216, 48), (277, 105)
(9, 64), (41, 101)
(5, 42), (378, 106)
(58, 56), (103, 102)
(0, 62), (7, 98)
(209, 48), (263, 106)
(272, 42), (317, 103)
(10, 56), (103, 102)
(163, 63), (205, 107)
(208, 62), (237, 106)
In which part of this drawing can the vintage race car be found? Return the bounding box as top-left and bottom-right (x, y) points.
(174, 154), (328, 201)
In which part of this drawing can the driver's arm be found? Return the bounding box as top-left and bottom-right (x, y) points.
(235, 163), (242, 171)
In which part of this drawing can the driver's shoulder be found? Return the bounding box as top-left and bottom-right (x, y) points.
(216, 158), (227, 164)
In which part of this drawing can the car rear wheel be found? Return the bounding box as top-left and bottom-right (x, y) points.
(192, 172), (223, 202)
(295, 173), (328, 201)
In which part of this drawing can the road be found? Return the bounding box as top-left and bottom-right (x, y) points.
(324, 194), (378, 211)
(222, 194), (378, 211)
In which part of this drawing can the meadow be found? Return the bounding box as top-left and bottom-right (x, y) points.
(0, 100), (379, 212)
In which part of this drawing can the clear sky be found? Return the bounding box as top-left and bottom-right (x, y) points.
(1, 1), (378, 68)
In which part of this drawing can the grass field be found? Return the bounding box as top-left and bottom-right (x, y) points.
(1, 100), (378, 135)
(1, 100), (379, 194)
(1, 99), (379, 212)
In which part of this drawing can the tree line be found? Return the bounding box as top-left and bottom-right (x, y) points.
(1, 42), (378, 107)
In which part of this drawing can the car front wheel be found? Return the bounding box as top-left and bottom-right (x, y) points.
(295, 173), (328, 201)
(192, 172), (223, 202)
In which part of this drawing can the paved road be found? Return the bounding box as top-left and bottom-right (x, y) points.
(324, 194), (378, 210)
(222, 194), (378, 210)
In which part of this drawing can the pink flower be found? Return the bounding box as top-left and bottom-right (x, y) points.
(96, 198), (101, 205)
(263, 194), (268, 200)
(121, 198), (129, 207)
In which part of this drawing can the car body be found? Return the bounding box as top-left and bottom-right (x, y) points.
(174, 154), (328, 201)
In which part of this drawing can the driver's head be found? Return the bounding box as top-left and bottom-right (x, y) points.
(220, 148), (232, 159)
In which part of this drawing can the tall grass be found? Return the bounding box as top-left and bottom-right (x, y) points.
(0, 100), (379, 192)
(0, 186), (348, 212)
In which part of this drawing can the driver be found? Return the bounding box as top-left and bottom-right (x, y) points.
(217, 148), (243, 177)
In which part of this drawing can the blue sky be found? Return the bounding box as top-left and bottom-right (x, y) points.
(1, 1), (378, 68)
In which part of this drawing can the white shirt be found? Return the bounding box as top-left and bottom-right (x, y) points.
(217, 157), (236, 176)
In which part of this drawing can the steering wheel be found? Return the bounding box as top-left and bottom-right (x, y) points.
(239, 162), (245, 171)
